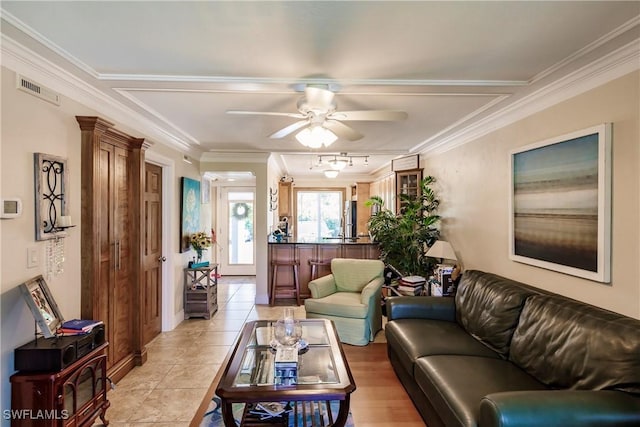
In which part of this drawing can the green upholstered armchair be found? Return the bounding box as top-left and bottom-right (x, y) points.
(304, 258), (385, 346)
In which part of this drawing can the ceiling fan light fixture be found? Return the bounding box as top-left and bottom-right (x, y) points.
(324, 170), (339, 178)
(295, 126), (337, 148)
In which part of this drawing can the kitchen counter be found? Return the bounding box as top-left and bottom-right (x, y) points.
(268, 238), (380, 303)
(268, 236), (374, 245)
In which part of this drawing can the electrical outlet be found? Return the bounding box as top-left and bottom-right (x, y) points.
(27, 247), (39, 268)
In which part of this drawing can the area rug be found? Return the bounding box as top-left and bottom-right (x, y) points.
(201, 395), (355, 427)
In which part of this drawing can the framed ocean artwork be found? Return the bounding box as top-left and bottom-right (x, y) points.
(180, 177), (201, 252)
(509, 124), (612, 283)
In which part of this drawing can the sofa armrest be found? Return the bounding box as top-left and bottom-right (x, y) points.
(361, 277), (384, 306)
(386, 296), (456, 322)
(308, 274), (337, 299)
(479, 390), (640, 427)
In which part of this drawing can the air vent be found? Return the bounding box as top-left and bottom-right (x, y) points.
(16, 75), (61, 106)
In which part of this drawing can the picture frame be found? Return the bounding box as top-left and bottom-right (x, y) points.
(180, 177), (201, 252)
(19, 275), (65, 338)
(509, 123), (612, 283)
(34, 153), (69, 241)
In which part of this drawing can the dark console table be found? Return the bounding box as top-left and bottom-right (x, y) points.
(10, 341), (109, 426)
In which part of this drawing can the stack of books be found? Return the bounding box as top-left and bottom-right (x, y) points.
(58, 319), (104, 336)
(397, 275), (426, 296)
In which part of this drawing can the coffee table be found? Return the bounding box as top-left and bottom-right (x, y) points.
(216, 319), (356, 426)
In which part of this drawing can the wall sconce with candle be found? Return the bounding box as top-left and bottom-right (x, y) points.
(34, 153), (75, 279)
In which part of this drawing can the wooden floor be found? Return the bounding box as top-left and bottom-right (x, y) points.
(343, 343), (425, 426)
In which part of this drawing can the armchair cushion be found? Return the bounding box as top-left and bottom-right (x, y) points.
(304, 292), (367, 319)
(331, 258), (385, 292)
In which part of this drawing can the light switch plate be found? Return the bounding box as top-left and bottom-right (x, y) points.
(27, 247), (39, 268)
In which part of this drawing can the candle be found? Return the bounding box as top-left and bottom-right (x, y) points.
(58, 216), (72, 227)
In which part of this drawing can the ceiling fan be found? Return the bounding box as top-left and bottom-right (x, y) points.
(226, 85), (407, 142)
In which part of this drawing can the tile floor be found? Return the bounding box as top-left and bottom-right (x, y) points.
(94, 275), (385, 426)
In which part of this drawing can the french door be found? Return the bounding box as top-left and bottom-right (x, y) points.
(219, 187), (256, 275)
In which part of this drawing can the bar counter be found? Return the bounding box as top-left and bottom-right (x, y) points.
(268, 237), (380, 303)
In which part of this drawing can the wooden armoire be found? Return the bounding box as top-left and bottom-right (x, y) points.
(77, 116), (151, 383)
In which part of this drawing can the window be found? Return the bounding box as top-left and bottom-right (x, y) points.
(295, 189), (345, 241)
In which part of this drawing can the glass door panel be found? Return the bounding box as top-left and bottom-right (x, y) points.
(220, 188), (256, 275)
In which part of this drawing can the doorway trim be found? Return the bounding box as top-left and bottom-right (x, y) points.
(145, 151), (177, 331)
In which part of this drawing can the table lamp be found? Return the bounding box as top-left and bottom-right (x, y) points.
(425, 241), (457, 264)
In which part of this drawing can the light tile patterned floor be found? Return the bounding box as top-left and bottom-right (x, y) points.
(94, 275), (385, 426)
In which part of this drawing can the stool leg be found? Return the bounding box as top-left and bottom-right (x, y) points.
(293, 264), (301, 306)
(270, 264), (278, 306)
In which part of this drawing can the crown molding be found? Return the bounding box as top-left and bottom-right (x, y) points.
(1, 34), (193, 152)
(421, 38), (640, 157)
(1, 10), (100, 79)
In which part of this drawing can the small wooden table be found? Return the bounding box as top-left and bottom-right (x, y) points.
(216, 319), (356, 426)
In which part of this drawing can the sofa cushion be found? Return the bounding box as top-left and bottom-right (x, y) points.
(415, 355), (547, 427)
(385, 318), (501, 376)
(304, 292), (367, 319)
(331, 258), (384, 292)
(455, 270), (540, 358)
(510, 294), (640, 394)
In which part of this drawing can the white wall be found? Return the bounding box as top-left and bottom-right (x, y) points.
(423, 70), (640, 319)
(0, 67), (205, 418)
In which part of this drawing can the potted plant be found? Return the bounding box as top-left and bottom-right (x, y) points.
(365, 176), (441, 276)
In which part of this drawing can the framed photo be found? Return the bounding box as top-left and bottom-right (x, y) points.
(180, 177), (201, 252)
(392, 154), (419, 172)
(19, 275), (65, 338)
(509, 123), (611, 283)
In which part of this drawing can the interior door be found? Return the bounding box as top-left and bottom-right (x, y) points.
(142, 162), (163, 344)
(219, 187), (256, 275)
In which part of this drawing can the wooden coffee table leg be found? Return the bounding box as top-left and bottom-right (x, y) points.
(221, 400), (238, 426)
(332, 395), (351, 427)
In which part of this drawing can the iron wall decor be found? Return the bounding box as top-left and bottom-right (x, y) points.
(34, 153), (70, 241)
(180, 177), (201, 252)
(509, 123), (612, 283)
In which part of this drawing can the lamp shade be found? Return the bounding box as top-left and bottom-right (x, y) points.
(323, 170), (339, 178)
(426, 241), (457, 261)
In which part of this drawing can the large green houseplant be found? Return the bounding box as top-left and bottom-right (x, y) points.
(366, 176), (441, 276)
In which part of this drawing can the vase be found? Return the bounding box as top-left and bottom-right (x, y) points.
(196, 249), (203, 263)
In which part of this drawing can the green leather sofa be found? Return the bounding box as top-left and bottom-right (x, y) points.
(385, 270), (640, 427)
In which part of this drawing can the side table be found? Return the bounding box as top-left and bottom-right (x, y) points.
(184, 264), (218, 319)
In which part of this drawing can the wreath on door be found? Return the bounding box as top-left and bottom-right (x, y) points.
(232, 202), (250, 220)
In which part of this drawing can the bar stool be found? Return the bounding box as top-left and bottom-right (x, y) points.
(309, 260), (331, 281)
(270, 260), (301, 306)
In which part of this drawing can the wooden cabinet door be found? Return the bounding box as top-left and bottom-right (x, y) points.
(278, 182), (292, 219)
(112, 145), (134, 364)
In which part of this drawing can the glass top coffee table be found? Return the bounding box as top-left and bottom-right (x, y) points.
(216, 319), (356, 426)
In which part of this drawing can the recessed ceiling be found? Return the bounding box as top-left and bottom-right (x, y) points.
(1, 1), (638, 178)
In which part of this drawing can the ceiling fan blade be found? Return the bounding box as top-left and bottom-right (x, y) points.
(328, 110), (408, 121)
(269, 120), (310, 139)
(324, 120), (364, 141)
(226, 110), (306, 119)
(304, 86), (336, 110)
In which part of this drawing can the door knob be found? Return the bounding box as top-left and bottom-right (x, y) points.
(158, 256), (167, 262)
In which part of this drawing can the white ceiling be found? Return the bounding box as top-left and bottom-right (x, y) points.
(2, 1), (639, 179)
